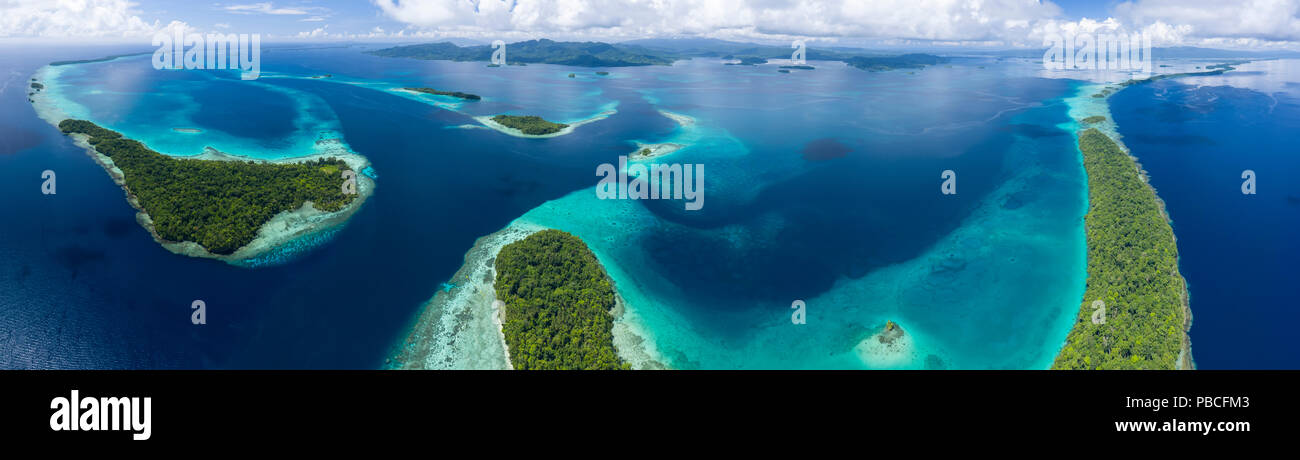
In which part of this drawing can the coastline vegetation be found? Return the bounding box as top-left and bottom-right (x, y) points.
(1082, 115), (1107, 124)
(58, 119), (356, 255)
(493, 229), (628, 370)
(491, 115), (569, 135)
(403, 87), (481, 100)
(1053, 128), (1189, 370)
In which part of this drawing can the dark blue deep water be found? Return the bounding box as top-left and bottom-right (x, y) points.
(1111, 62), (1300, 369)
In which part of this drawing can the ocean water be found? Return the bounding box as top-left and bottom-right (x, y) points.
(1109, 60), (1300, 369)
(1, 45), (1089, 369)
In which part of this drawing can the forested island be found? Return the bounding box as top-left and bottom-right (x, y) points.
(493, 230), (628, 370)
(844, 54), (947, 71)
(402, 87), (481, 100)
(368, 39), (675, 67)
(490, 115), (569, 135)
(49, 51), (154, 67)
(58, 119), (357, 255)
(1118, 62), (1246, 88)
(1053, 129), (1191, 370)
(724, 56), (768, 65)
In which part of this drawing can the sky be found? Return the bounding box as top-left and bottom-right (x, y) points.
(1, 0), (1299, 50)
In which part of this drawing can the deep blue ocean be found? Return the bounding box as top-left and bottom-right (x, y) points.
(13, 43), (1278, 369)
(1109, 60), (1300, 369)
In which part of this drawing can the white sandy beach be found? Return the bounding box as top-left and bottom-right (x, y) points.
(854, 322), (920, 369)
(474, 110), (616, 138)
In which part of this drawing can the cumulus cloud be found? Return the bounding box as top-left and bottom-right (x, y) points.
(5, 0), (1300, 49)
(368, 0), (1068, 43)
(0, 0), (159, 38)
(369, 0), (1300, 49)
(1113, 0), (1300, 47)
(223, 2), (310, 15)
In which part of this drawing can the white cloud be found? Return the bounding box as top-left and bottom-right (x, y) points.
(224, 2), (309, 15)
(0, 0), (159, 38)
(370, 0), (1068, 44)
(1113, 0), (1300, 47)
(297, 24), (329, 38)
(368, 0), (1300, 49)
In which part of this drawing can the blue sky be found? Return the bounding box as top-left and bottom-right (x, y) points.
(2, 1), (1299, 50)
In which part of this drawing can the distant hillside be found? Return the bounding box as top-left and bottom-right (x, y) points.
(370, 38), (948, 72)
(624, 37), (877, 60)
(845, 54), (948, 71)
(367, 39), (676, 67)
(622, 37), (947, 71)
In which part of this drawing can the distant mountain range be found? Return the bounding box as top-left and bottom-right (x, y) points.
(367, 39), (675, 67)
(368, 38), (949, 71)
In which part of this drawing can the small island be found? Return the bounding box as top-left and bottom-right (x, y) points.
(401, 87), (481, 100)
(30, 82), (44, 90)
(844, 54), (946, 72)
(595, 71), (610, 76)
(630, 142), (685, 160)
(779, 65), (815, 70)
(725, 56), (768, 66)
(489, 115), (569, 135)
(494, 229), (628, 369)
(854, 320), (916, 368)
(1081, 115), (1107, 124)
(474, 110), (615, 138)
(57, 119), (368, 260)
